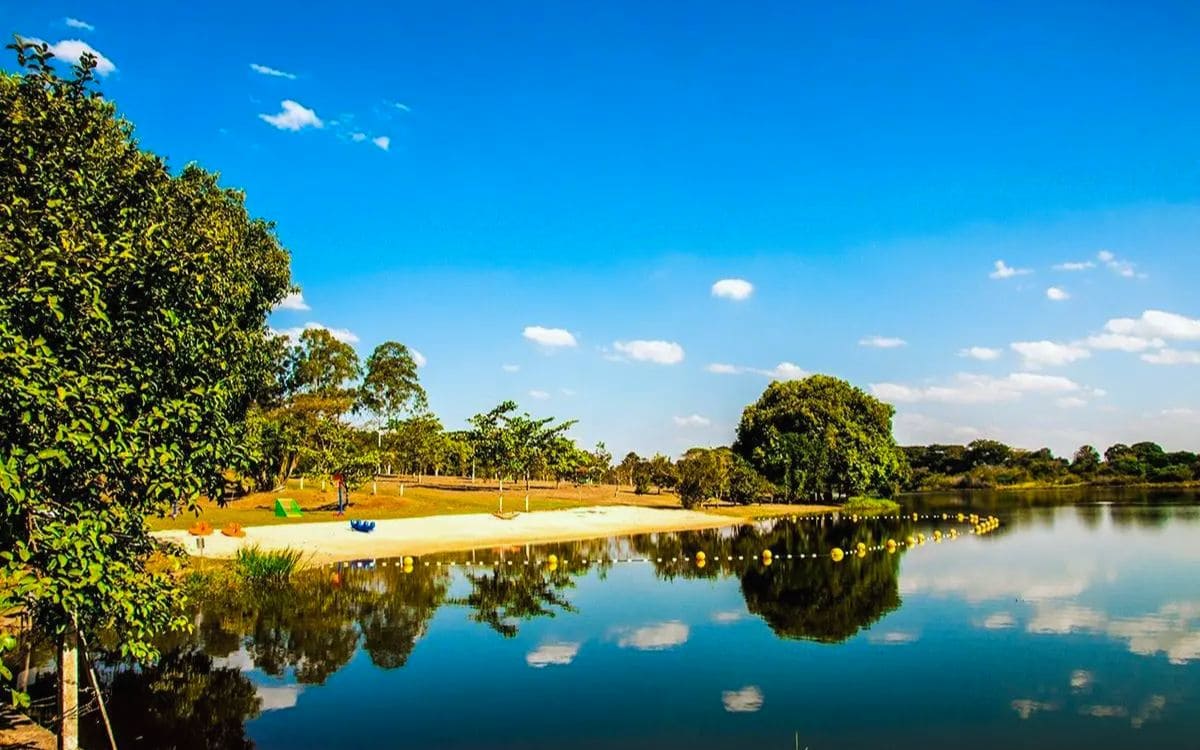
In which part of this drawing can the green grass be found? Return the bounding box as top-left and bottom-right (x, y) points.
(234, 545), (304, 584)
(841, 496), (901, 514)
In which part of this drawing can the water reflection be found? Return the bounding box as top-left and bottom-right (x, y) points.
(22, 490), (1198, 749)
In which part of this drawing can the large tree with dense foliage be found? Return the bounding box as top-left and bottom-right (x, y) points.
(732, 375), (907, 501)
(0, 41), (291, 743)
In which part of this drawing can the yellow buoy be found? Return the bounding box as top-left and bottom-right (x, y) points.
(696, 551), (707, 563)
(696, 557), (707, 569)
(933, 530), (943, 541)
(856, 542), (867, 554)
(856, 546), (867, 558)
(911, 512), (919, 521)
(906, 535), (916, 547)
(886, 539), (897, 553)
(917, 533), (926, 545)
(956, 513), (965, 522)
(831, 547), (845, 562)
(403, 556), (414, 567)
(402, 562), (413, 574)
(547, 554), (558, 565)
(762, 549), (773, 562)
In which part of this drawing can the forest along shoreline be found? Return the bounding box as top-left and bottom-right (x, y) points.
(153, 504), (835, 565)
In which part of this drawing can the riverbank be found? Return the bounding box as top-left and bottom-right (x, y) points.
(154, 505), (831, 564)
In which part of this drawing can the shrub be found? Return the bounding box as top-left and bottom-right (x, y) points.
(841, 496), (901, 515)
(234, 545), (304, 584)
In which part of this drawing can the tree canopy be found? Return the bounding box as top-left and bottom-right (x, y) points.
(732, 375), (907, 501)
(0, 40), (291, 705)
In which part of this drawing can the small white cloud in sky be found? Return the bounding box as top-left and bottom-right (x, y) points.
(1084, 333), (1164, 352)
(32, 39), (116, 75)
(711, 278), (754, 301)
(721, 686), (764, 713)
(501, 364), (520, 373)
(350, 132), (368, 142)
(411, 349), (427, 368)
(1054, 260), (1095, 271)
(523, 326), (577, 348)
(372, 136), (390, 151)
(760, 362), (807, 380)
(274, 291), (309, 311)
(1046, 286), (1070, 301)
(613, 340), (684, 365)
(1011, 340), (1090, 369)
(1098, 249), (1140, 278)
(990, 260), (1031, 279)
(673, 414), (711, 427)
(65, 18), (94, 31)
(525, 642), (579, 668)
(1141, 349), (1200, 366)
(276, 322), (358, 344)
(250, 63), (296, 79)
(393, 102), (411, 112)
(259, 100), (323, 131)
(706, 363), (741, 374)
(1105, 310), (1200, 341)
(871, 372), (1081, 404)
(959, 346), (1002, 361)
(529, 389), (550, 400)
(1056, 396), (1088, 409)
(616, 621), (689, 651)
(859, 335), (907, 348)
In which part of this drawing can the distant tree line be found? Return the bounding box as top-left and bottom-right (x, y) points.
(902, 439), (1200, 490)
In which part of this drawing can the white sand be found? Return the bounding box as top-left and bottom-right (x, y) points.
(154, 505), (740, 564)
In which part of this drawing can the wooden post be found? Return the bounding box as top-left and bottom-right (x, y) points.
(399, 483), (404, 497)
(372, 481), (378, 495)
(58, 631), (79, 750)
(299, 476), (304, 490)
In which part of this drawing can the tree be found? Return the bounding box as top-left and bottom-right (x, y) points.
(676, 448), (728, 508)
(647, 454), (678, 493)
(359, 342), (427, 425)
(1071, 445), (1101, 475)
(0, 41), (291, 744)
(733, 375), (906, 501)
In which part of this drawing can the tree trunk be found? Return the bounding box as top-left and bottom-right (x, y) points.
(58, 632), (79, 750)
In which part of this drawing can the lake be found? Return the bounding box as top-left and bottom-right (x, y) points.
(69, 489), (1200, 748)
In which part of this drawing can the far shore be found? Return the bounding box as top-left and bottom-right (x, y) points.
(155, 504), (833, 565)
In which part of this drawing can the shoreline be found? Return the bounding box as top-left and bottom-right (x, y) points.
(154, 505), (821, 565)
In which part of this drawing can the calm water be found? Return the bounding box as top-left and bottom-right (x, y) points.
(51, 490), (1200, 748)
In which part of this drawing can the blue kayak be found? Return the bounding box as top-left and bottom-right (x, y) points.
(350, 519), (376, 533)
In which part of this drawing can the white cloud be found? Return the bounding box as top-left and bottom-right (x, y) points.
(276, 322), (358, 344)
(721, 686), (764, 713)
(859, 335), (907, 349)
(350, 132), (368, 142)
(673, 414), (711, 428)
(871, 372), (1081, 405)
(893, 413), (981, 444)
(1011, 340), (1091, 369)
(250, 63), (296, 80)
(274, 291), (309, 311)
(613, 340), (684, 365)
(959, 346), (1002, 361)
(1142, 349), (1200, 366)
(1054, 260), (1095, 271)
(523, 326), (577, 348)
(1098, 250), (1139, 278)
(393, 102), (411, 112)
(705, 363), (741, 374)
(982, 612), (1016, 630)
(259, 100), (323, 131)
(372, 136), (390, 151)
(711, 610), (744, 624)
(40, 39), (116, 76)
(616, 621), (689, 651)
(1046, 286), (1070, 301)
(65, 18), (94, 31)
(411, 349), (427, 368)
(1027, 604), (1108, 635)
(867, 631), (920, 645)
(501, 364), (520, 373)
(1105, 310), (1200, 341)
(529, 389), (550, 400)
(1084, 333), (1165, 352)
(990, 260), (1031, 279)
(525, 642), (579, 668)
(759, 362), (807, 380)
(711, 278), (754, 301)
(1056, 396), (1088, 409)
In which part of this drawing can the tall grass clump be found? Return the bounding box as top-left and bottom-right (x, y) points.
(234, 545), (304, 584)
(841, 496), (901, 515)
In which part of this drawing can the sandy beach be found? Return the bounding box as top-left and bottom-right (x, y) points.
(155, 505), (745, 564)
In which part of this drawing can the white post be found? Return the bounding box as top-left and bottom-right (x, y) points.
(399, 483), (405, 497)
(373, 481), (378, 495)
(58, 631), (79, 750)
(525, 495), (529, 513)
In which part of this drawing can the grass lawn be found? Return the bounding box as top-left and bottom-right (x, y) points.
(148, 477), (684, 531)
(702, 502), (838, 519)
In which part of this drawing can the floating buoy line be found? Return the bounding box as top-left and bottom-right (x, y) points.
(320, 512), (1002, 573)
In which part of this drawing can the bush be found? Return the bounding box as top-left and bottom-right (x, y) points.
(234, 545), (304, 584)
(841, 496), (901, 515)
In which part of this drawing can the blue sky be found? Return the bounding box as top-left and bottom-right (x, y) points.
(8, 1), (1200, 456)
